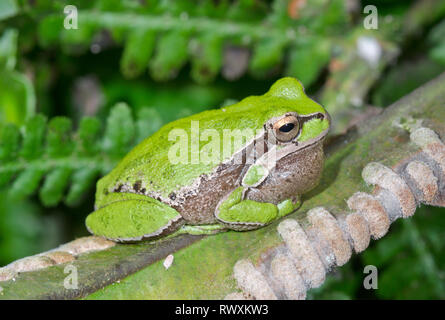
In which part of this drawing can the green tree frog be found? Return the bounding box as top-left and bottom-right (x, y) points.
(86, 77), (330, 242)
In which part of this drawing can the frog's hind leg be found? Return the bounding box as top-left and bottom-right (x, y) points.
(85, 197), (184, 243)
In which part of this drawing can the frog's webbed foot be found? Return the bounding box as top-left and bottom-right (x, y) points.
(214, 187), (300, 231)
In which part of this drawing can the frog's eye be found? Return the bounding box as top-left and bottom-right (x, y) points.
(272, 115), (300, 142)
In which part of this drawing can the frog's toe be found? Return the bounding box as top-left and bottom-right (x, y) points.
(277, 196), (301, 217)
(85, 199), (184, 242)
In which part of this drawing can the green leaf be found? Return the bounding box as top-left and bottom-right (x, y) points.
(249, 37), (287, 76)
(190, 34), (223, 84)
(0, 123), (20, 162)
(76, 117), (102, 156)
(0, 0), (19, 21)
(121, 29), (156, 79)
(430, 42), (445, 66)
(286, 39), (331, 87)
(9, 168), (45, 200)
(0, 29), (18, 70)
(65, 167), (99, 206)
(149, 31), (190, 81)
(135, 108), (163, 143)
(102, 103), (135, 158)
(311, 0), (349, 34)
(20, 114), (47, 160)
(38, 15), (65, 48)
(39, 167), (72, 207)
(428, 19), (445, 46)
(0, 71), (36, 126)
(46, 117), (73, 158)
(60, 19), (97, 53)
(0, 168), (18, 188)
(227, 0), (267, 22)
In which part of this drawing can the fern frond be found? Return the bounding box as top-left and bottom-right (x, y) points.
(0, 103), (146, 207)
(35, 0), (350, 86)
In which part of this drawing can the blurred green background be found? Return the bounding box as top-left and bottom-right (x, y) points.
(0, 0), (444, 299)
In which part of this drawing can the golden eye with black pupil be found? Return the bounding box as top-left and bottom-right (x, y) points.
(272, 115), (300, 142)
(279, 123), (295, 132)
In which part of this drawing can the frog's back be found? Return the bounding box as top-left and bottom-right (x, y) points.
(97, 105), (255, 202)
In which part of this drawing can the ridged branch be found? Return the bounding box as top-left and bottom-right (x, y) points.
(228, 126), (445, 299)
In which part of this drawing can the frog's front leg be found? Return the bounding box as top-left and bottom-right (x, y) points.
(215, 186), (300, 231)
(215, 163), (301, 230)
